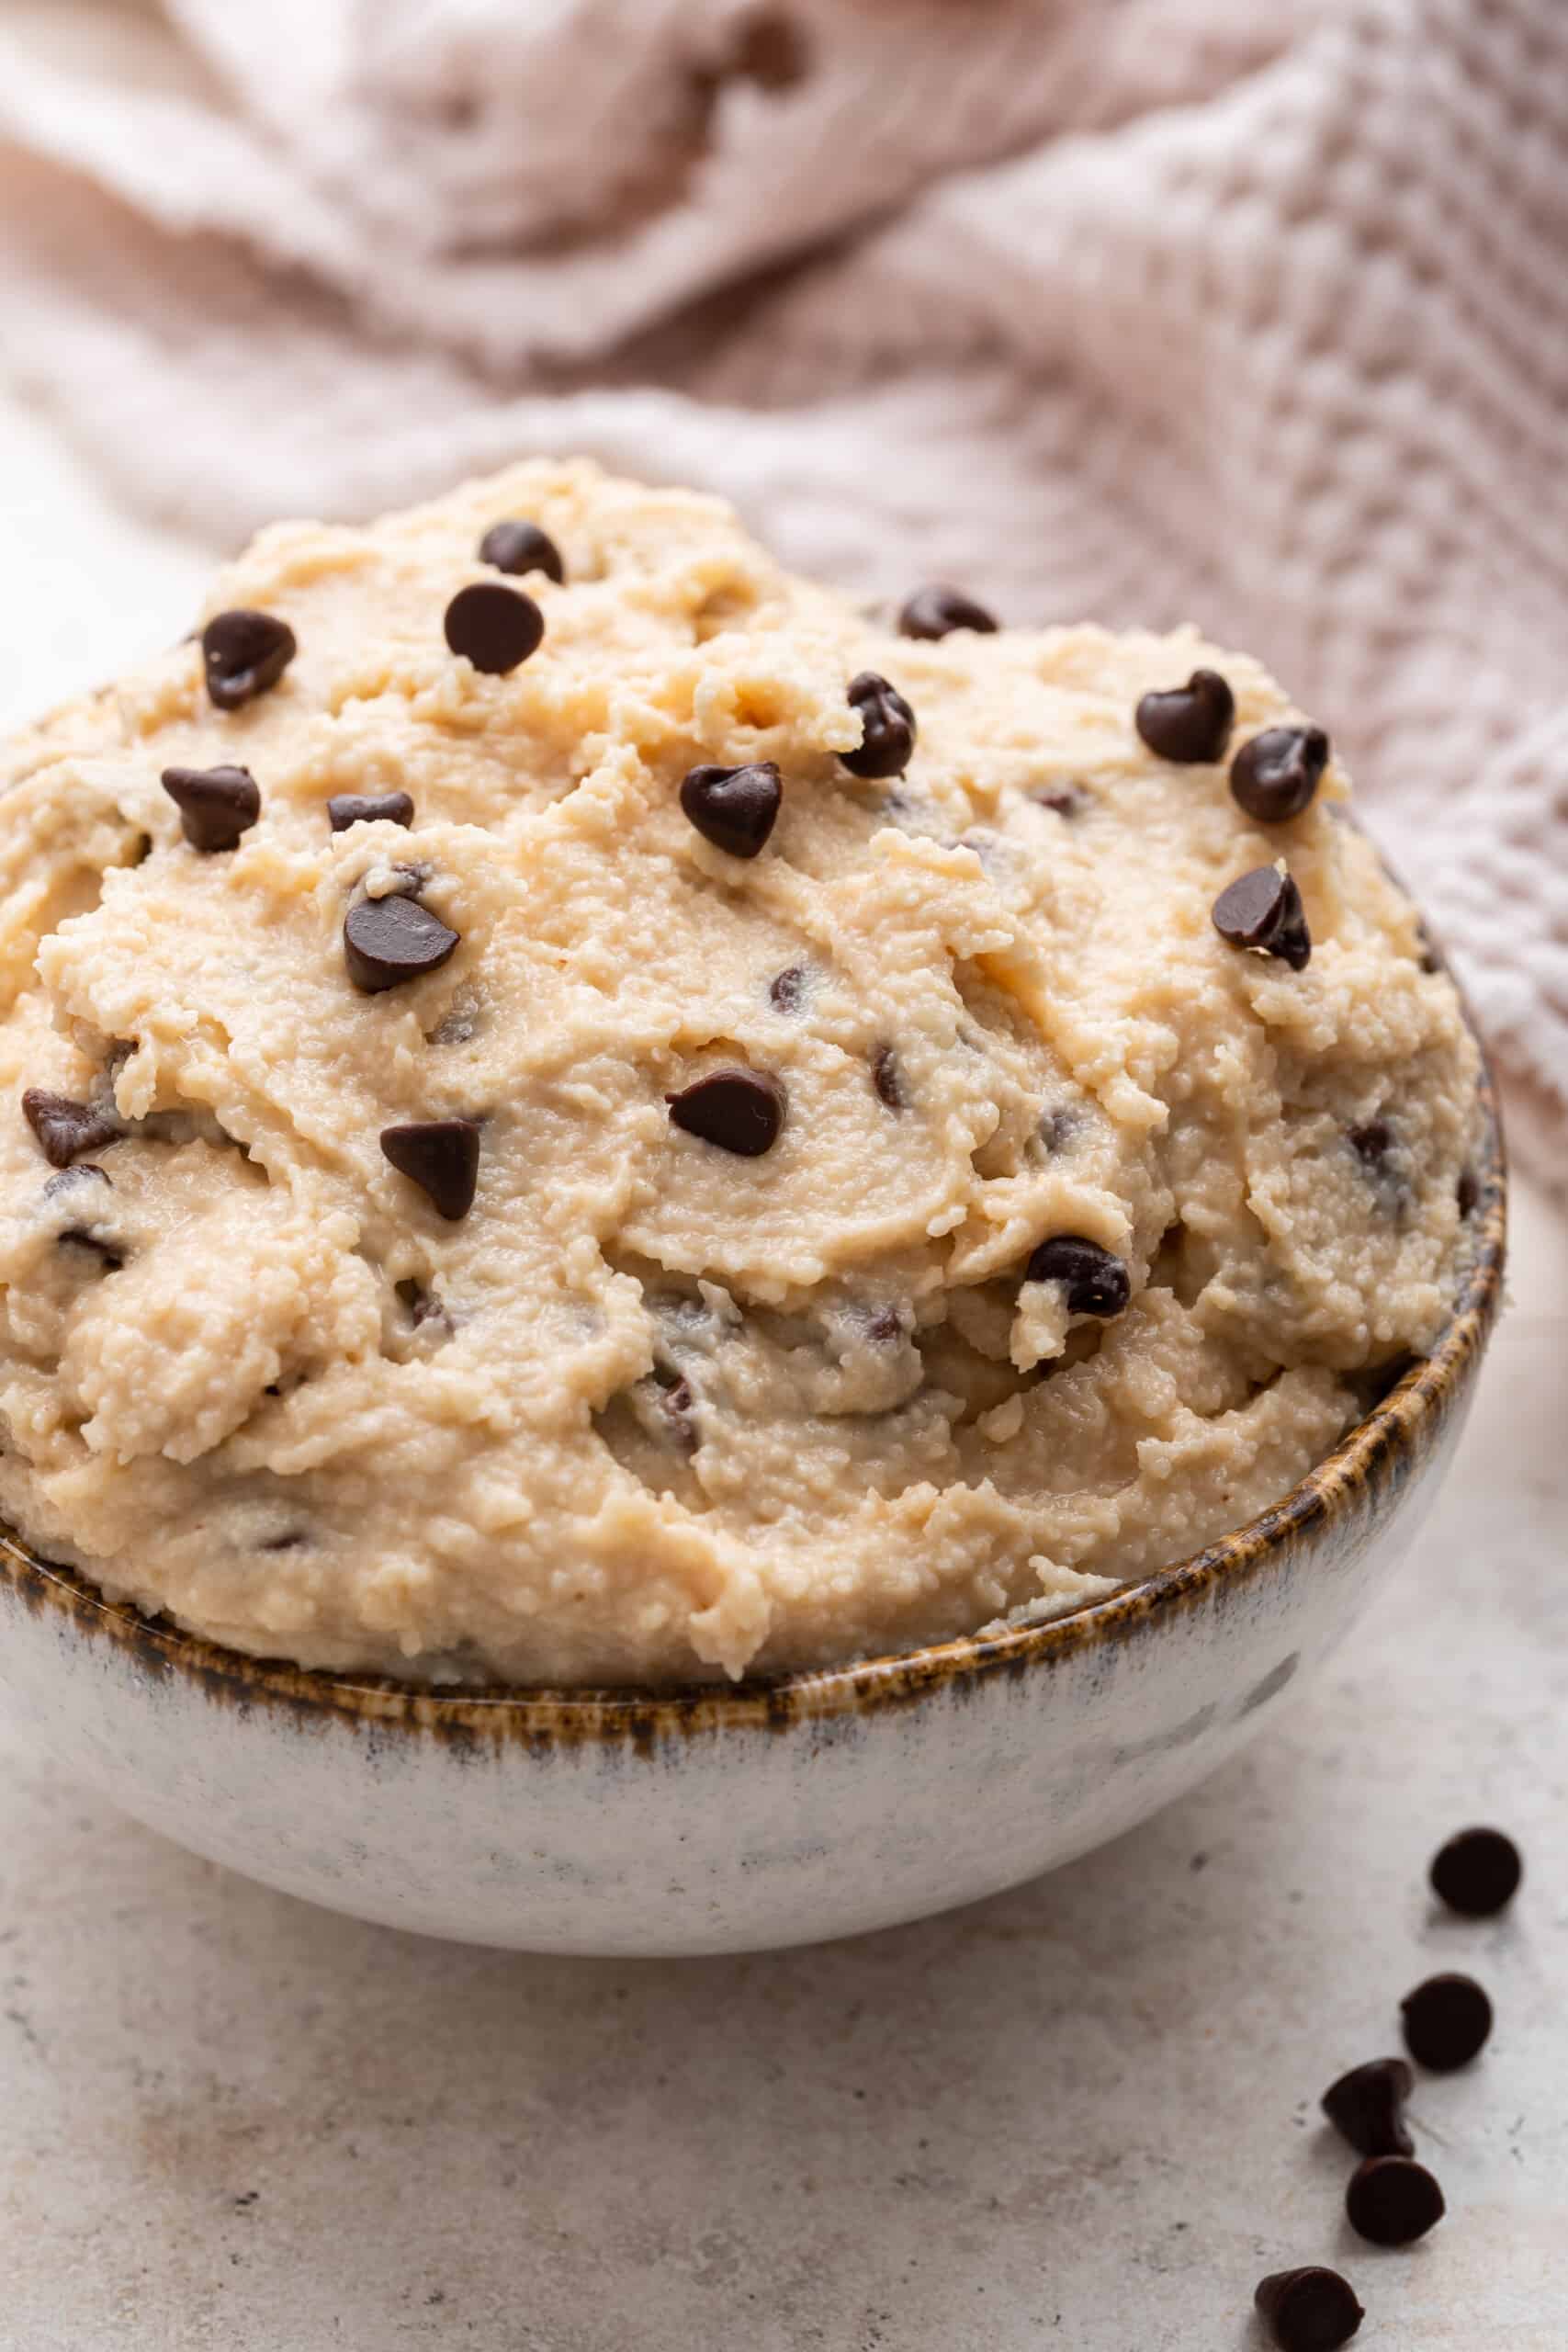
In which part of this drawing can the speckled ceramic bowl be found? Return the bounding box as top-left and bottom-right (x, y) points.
(0, 1070), (1504, 1956)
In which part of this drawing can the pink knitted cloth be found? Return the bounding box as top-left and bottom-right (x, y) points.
(1, 0), (1563, 1176)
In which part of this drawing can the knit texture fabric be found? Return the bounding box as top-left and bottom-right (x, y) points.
(1, 0), (1563, 1177)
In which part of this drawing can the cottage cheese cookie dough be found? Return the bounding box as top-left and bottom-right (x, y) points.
(0, 462), (1481, 1683)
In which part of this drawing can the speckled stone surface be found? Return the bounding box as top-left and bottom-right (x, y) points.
(1, 397), (1564, 2350)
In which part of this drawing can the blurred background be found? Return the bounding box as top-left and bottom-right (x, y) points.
(0, 6), (1563, 2347)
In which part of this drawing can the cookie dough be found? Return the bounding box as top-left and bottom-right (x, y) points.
(0, 462), (1481, 1684)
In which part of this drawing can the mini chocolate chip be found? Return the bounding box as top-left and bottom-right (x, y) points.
(1321, 2058), (1415, 2158)
(443, 582), (544, 674)
(21, 1091), (121, 1170)
(1348, 1119), (1393, 1167)
(201, 610), (296, 711)
(841, 671), (916, 779)
(42, 1162), (112, 1203)
(478, 520), (564, 583)
(769, 966), (806, 1012)
(1456, 1166), (1480, 1219)
(328, 791), (415, 832)
(343, 895), (459, 993)
(1230, 725), (1329, 823)
(1345, 2154), (1445, 2246)
(872, 1045), (904, 1110)
(1025, 1235), (1131, 1317)
(1212, 865), (1312, 970)
(1134, 668), (1235, 763)
(679, 762), (782, 858)
(1430, 1826), (1520, 1916)
(395, 1276), (449, 1329)
(59, 1227), (125, 1272)
(1253, 2267), (1365, 2351)
(379, 1119), (480, 1220)
(897, 584), (998, 640)
(161, 764), (261, 853)
(1032, 786), (1085, 818)
(259, 1530), (309, 1553)
(667, 1069), (785, 1157)
(649, 1365), (699, 1454)
(863, 1306), (906, 1345)
(1401, 1973), (1493, 2070)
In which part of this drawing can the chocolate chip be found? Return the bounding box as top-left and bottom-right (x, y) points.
(42, 1162), (111, 1203)
(328, 791), (414, 832)
(160, 764), (261, 853)
(1321, 2058), (1415, 2158)
(649, 1364), (698, 1454)
(679, 762), (782, 858)
(769, 966), (806, 1012)
(1212, 865), (1312, 970)
(22, 1091), (121, 1170)
(1025, 1235), (1131, 1317)
(1230, 726), (1329, 823)
(1400, 1973), (1493, 2071)
(897, 584), (998, 640)
(379, 1119), (480, 1220)
(872, 1045), (904, 1110)
(864, 1306), (906, 1345)
(1345, 2154), (1446, 2246)
(1253, 2267), (1365, 2351)
(1032, 786), (1085, 818)
(201, 609), (297, 711)
(1430, 1826), (1521, 1916)
(443, 582), (544, 674)
(1348, 1119), (1393, 1166)
(667, 1069), (785, 1157)
(1134, 668), (1235, 763)
(395, 1276), (448, 1329)
(343, 895), (459, 992)
(1456, 1166), (1480, 1219)
(478, 520), (564, 583)
(59, 1227), (124, 1272)
(841, 671), (916, 779)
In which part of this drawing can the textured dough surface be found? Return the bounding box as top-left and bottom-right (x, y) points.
(0, 462), (1479, 1684)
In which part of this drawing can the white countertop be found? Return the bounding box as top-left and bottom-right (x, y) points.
(0, 392), (1563, 2350)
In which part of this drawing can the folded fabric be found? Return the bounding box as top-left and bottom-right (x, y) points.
(0, 0), (1562, 1179)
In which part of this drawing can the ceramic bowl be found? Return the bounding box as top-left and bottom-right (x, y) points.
(0, 1071), (1504, 1957)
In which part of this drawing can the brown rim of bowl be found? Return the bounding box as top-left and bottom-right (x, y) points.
(0, 1065), (1505, 1747)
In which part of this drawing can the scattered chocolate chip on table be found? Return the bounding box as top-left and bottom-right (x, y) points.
(1345, 2154), (1447, 2246)
(1253, 2266), (1365, 2351)
(1429, 1826), (1522, 1917)
(1321, 2057), (1416, 2158)
(1400, 1972), (1495, 2071)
